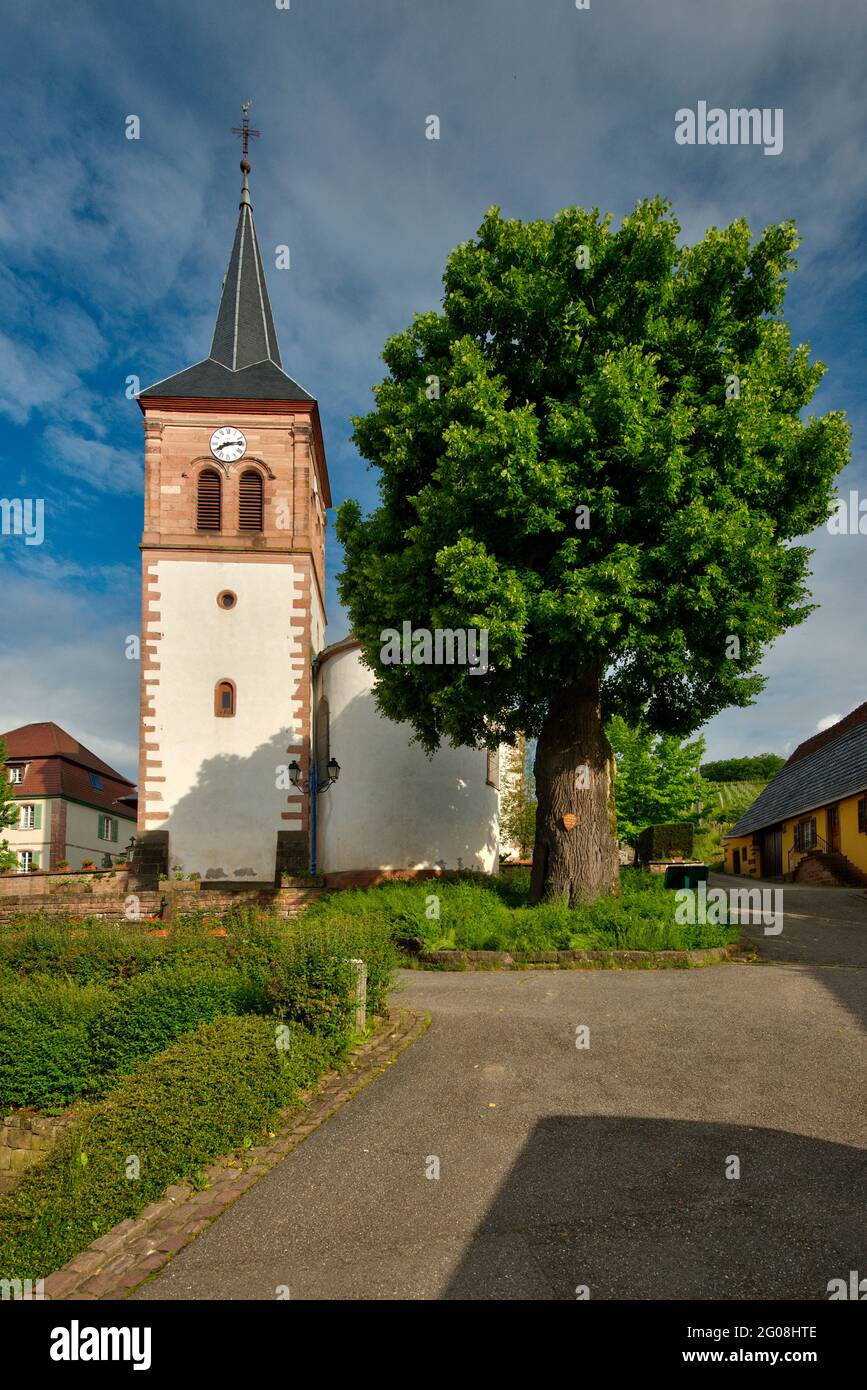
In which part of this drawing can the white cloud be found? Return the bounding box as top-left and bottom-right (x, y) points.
(0, 565), (139, 779)
(43, 427), (142, 494)
(816, 714), (843, 733)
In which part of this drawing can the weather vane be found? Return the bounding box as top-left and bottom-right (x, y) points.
(231, 101), (260, 162)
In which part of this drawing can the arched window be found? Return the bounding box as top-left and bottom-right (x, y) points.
(238, 469), (264, 531)
(197, 469), (222, 531)
(214, 680), (236, 718)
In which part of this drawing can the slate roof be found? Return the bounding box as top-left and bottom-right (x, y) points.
(139, 169), (315, 404)
(138, 357), (314, 403)
(726, 707), (867, 838)
(3, 722), (136, 818)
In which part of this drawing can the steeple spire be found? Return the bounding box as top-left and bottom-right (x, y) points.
(209, 102), (282, 372)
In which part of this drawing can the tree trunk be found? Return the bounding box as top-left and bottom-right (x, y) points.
(529, 664), (620, 906)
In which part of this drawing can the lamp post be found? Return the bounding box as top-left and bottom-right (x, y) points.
(286, 756), (340, 876)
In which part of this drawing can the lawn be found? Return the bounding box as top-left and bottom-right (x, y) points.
(304, 868), (739, 954)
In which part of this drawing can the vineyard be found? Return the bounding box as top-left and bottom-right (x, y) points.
(708, 780), (768, 813)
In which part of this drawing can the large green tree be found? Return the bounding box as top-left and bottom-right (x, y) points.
(608, 718), (706, 847)
(337, 199), (849, 904)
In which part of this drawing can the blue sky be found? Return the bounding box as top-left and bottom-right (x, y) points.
(0, 0), (865, 779)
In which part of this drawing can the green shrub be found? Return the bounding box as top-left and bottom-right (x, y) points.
(0, 1015), (340, 1282)
(0, 911), (398, 1109)
(0, 917), (165, 984)
(637, 822), (695, 864)
(88, 962), (268, 1078)
(0, 978), (109, 1111)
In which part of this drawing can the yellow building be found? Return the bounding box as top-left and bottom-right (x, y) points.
(724, 703), (867, 886)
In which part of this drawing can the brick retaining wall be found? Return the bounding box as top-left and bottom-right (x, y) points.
(0, 1110), (74, 1192)
(0, 872), (322, 922)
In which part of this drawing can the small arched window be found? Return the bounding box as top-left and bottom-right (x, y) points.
(238, 469), (264, 531)
(214, 680), (236, 718)
(197, 469), (222, 531)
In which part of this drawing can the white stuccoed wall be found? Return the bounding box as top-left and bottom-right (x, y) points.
(317, 645), (500, 874)
(144, 558), (307, 879)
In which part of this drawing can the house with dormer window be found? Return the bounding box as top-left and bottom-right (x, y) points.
(724, 703), (867, 886)
(2, 723), (136, 872)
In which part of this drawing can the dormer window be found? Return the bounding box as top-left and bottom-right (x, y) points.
(7, 765), (24, 785)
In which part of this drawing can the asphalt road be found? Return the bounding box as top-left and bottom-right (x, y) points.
(136, 895), (867, 1301)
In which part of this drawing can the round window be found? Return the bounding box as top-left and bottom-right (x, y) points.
(217, 591), (237, 610)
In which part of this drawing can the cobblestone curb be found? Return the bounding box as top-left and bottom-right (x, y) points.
(413, 942), (747, 969)
(41, 1008), (430, 1301)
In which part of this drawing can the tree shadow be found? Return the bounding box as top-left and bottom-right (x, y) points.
(444, 1115), (867, 1300)
(147, 729), (304, 882)
(318, 686), (500, 873)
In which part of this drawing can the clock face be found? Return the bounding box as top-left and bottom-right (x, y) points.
(210, 426), (246, 463)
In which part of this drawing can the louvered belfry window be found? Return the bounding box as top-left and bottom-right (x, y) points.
(238, 469), (264, 531)
(197, 469), (222, 531)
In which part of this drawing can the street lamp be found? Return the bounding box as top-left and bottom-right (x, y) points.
(285, 756), (341, 875)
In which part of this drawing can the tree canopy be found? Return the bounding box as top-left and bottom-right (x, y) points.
(700, 754), (785, 782)
(608, 718), (705, 846)
(337, 198), (850, 902)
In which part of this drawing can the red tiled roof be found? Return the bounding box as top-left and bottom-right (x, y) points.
(2, 722), (136, 818)
(786, 701), (867, 766)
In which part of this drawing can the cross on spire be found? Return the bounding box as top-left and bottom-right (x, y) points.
(231, 101), (260, 161)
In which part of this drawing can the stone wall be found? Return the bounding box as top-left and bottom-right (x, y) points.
(0, 1110), (74, 1192)
(0, 870), (322, 922)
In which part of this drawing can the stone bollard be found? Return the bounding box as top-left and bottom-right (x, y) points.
(348, 958), (367, 1034)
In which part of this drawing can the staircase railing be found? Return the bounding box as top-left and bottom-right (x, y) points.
(787, 831), (833, 878)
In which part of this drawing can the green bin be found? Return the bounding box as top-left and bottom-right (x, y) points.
(663, 863), (709, 891)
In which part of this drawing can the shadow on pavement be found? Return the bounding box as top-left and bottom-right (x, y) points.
(444, 1115), (867, 1300)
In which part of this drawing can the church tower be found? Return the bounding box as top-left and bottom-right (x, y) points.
(134, 119), (329, 882)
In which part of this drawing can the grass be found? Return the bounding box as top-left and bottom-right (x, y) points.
(0, 1014), (341, 1282)
(303, 869), (738, 954)
(0, 909), (398, 1112)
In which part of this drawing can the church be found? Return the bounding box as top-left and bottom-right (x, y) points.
(131, 128), (501, 886)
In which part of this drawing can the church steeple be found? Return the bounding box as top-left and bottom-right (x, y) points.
(139, 104), (312, 404)
(209, 111), (283, 372)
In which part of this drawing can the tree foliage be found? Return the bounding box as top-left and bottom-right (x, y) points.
(337, 198), (850, 901)
(608, 717), (706, 846)
(700, 754), (785, 782)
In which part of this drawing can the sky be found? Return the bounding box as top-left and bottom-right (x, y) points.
(0, 0), (865, 780)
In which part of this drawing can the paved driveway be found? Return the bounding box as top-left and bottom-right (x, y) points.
(711, 872), (867, 968)
(137, 893), (867, 1300)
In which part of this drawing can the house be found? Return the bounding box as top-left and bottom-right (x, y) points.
(2, 723), (136, 872)
(723, 703), (867, 885)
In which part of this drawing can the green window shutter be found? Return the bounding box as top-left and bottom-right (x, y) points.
(111, 818), (118, 843)
(32, 851), (41, 868)
(32, 803), (42, 831)
(97, 814), (104, 839)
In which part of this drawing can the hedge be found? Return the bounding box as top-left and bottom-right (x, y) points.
(0, 912), (399, 1110)
(0, 964), (268, 1111)
(0, 978), (108, 1112)
(637, 822), (695, 864)
(0, 1015), (340, 1282)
